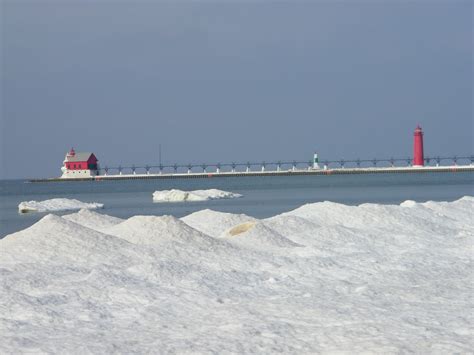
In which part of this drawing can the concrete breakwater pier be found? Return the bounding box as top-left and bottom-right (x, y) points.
(29, 164), (474, 182)
(38, 126), (471, 183)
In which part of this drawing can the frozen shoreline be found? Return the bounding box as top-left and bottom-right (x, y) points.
(2, 197), (473, 353)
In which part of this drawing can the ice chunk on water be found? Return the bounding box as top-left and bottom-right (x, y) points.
(152, 189), (242, 203)
(18, 198), (104, 213)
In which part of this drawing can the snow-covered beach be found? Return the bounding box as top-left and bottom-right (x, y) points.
(1, 197), (473, 353)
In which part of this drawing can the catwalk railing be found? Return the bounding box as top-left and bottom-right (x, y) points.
(97, 155), (474, 176)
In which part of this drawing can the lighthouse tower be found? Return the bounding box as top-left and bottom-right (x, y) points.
(413, 125), (424, 167)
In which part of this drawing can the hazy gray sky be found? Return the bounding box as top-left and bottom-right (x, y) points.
(1, 1), (472, 179)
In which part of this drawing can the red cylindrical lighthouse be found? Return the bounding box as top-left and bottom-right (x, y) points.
(413, 125), (424, 166)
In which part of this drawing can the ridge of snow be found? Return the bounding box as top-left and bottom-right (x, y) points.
(63, 209), (123, 232)
(104, 215), (219, 248)
(1, 214), (140, 265)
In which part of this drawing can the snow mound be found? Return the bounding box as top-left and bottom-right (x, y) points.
(152, 189), (242, 203)
(264, 214), (321, 236)
(63, 209), (123, 232)
(420, 197), (474, 226)
(282, 199), (466, 235)
(263, 214), (361, 251)
(18, 198), (104, 213)
(181, 209), (256, 237)
(400, 200), (417, 207)
(105, 215), (218, 248)
(1, 214), (138, 265)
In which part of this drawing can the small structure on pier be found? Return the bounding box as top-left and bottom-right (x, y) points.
(413, 125), (424, 167)
(61, 148), (99, 178)
(313, 153), (320, 169)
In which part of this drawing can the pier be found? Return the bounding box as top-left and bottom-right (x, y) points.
(29, 157), (474, 182)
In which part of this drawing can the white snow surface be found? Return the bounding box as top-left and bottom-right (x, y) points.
(1, 197), (473, 353)
(18, 198), (104, 213)
(152, 188), (242, 202)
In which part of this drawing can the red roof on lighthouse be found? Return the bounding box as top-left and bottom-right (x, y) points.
(66, 152), (97, 163)
(64, 150), (98, 163)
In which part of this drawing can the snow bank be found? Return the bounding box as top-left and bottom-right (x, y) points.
(18, 198), (104, 213)
(1, 197), (473, 353)
(400, 199), (417, 207)
(152, 189), (242, 203)
(104, 215), (216, 247)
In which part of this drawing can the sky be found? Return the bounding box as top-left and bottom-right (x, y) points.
(1, 0), (472, 179)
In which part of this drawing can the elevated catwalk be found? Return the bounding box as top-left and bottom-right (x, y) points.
(29, 165), (474, 182)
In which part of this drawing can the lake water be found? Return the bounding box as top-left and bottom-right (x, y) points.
(1, 172), (473, 238)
